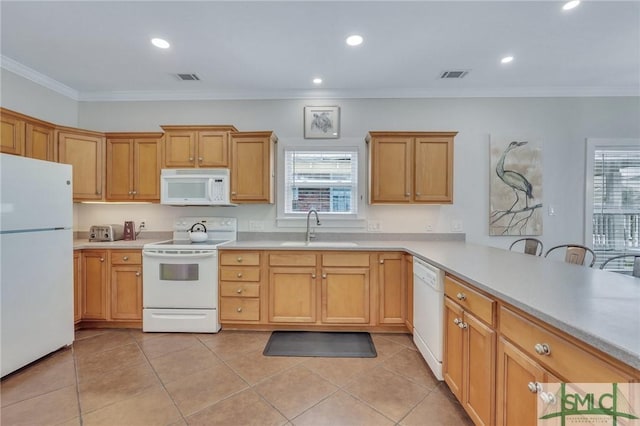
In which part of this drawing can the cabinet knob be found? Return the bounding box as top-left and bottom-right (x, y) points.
(379, 259), (384, 264)
(405, 192), (410, 196)
(453, 318), (461, 325)
(527, 382), (542, 394)
(128, 191), (132, 195)
(237, 257), (242, 262)
(534, 343), (551, 356)
(136, 272), (140, 277)
(132, 191), (137, 195)
(311, 274), (316, 279)
(456, 292), (466, 301)
(458, 321), (467, 329)
(237, 272), (243, 278)
(123, 256), (129, 261)
(322, 273), (327, 279)
(99, 257), (104, 262)
(236, 288), (243, 294)
(189, 157), (194, 161)
(539, 392), (557, 405)
(198, 157), (203, 161)
(231, 191), (237, 195)
(236, 307), (242, 313)
(416, 192), (421, 196)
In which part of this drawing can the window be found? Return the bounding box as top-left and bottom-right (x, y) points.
(586, 139), (640, 267)
(283, 149), (358, 216)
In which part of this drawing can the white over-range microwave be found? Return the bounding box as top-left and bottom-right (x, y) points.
(160, 168), (235, 206)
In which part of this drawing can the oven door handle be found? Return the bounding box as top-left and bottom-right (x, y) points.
(143, 251), (216, 259)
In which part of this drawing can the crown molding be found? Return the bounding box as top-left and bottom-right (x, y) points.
(2, 56), (637, 102)
(1, 55), (79, 100)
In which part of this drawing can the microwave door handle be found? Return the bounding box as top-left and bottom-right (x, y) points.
(207, 178), (215, 202)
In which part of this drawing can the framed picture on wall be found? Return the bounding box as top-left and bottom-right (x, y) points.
(304, 106), (340, 139)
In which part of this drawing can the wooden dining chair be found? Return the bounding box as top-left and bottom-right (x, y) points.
(509, 238), (544, 256)
(544, 244), (596, 267)
(600, 254), (640, 277)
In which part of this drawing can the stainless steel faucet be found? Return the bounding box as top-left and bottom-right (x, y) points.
(306, 209), (321, 243)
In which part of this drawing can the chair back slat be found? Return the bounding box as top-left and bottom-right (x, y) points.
(565, 247), (587, 265)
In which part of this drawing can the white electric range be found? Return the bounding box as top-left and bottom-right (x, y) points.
(142, 217), (237, 333)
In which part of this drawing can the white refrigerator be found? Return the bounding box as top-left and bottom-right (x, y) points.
(1, 153), (74, 377)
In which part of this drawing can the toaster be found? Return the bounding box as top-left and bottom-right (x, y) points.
(89, 224), (125, 242)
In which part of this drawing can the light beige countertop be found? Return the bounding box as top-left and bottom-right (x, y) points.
(73, 238), (167, 249)
(220, 239), (640, 370)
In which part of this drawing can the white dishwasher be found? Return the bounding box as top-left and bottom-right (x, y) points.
(413, 257), (445, 380)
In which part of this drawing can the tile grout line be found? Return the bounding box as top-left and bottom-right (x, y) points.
(71, 344), (85, 426)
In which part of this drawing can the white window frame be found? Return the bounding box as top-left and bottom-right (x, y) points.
(584, 138), (640, 256)
(276, 144), (366, 228)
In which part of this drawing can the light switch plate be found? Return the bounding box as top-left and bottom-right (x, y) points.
(367, 221), (381, 232)
(451, 220), (463, 232)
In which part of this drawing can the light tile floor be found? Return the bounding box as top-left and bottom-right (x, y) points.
(1, 329), (473, 426)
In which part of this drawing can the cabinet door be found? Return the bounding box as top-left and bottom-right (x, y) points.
(58, 131), (104, 200)
(74, 251), (82, 323)
(370, 136), (412, 203)
(378, 253), (406, 324)
(321, 267), (370, 324)
(25, 122), (55, 161)
(463, 312), (496, 426)
(443, 297), (465, 400)
(414, 136), (453, 203)
(134, 138), (161, 201)
(82, 251), (108, 320)
(496, 337), (549, 426)
(110, 265), (142, 320)
(106, 138), (133, 200)
(268, 267), (317, 323)
(198, 131), (229, 167)
(0, 114), (25, 155)
(230, 133), (273, 203)
(163, 130), (196, 168)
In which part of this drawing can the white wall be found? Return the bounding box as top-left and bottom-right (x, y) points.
(77, 97), (640, 249)
(3, 72), (639, 250)
(0, 70), (78, 127)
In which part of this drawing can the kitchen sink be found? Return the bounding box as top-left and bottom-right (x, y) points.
(279, 241), (358, 247)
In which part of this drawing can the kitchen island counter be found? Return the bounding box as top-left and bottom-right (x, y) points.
(220, 239), (640, 370)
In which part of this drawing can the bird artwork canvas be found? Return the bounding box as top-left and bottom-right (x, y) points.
(489, 137), (543, 236)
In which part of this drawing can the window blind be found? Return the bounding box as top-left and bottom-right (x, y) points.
(284, 149), (358, 215)
(592, 148), (640, 268)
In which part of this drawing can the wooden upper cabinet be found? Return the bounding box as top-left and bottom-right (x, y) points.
(367, 131), (456, 204)
(161, 125), (237, 168)
(57, 127), (105, 201)
(105, 133), (163, 202)
(25, 122), (55, 161)
(1, 109), (26, 156)
(230, 131), (277, 203)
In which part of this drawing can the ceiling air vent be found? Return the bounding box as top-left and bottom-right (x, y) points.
(176, 73), (200, 81)
(440, 70), (469, 79)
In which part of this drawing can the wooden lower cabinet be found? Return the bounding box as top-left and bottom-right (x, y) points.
(78, 249), (143, 325)
(377, 252), (405, 324)
(443, 277), (496, 426)
(82, 250), (108, 320)
(219, 251), (262, 323)
(321, 266), (369, 324)
(269, 266), (317, 323)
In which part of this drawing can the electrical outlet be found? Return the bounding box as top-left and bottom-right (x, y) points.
(139, 220), (146, 230)
(451, 220), (463, 232)
(367, 221), (381, 232)
(425, 224), (434, 232)
(249, 220), (265, 231)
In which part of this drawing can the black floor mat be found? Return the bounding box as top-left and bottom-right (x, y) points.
(263, 331), (377, 358)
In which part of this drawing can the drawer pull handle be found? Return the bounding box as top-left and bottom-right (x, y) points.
(236, 307), (242, 312)
(534, 343), (551, 356)
(237, 273), (243, 278)
(528, 382), (542, 393)
(237, 257), (243, 262)
(236, 288), (243, 294)
(456, 292), (466, 301)
(123, 256), (129, 261)
(540, 392), (557, 405)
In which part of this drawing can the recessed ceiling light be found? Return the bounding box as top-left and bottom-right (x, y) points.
(346, 35), (363, 46)
(313, 78), (323, 85)
(501, 56), (514, 64)
(562, 1), (580, 11)
(151, 38), (170, 49)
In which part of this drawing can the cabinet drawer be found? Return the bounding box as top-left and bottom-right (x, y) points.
(444, 275), (495, 326)
(269, 253), (316, 267)
(220, 252), (260, 266)
(220, 267), (260, 282)
(111, 251), (141, 265)
(322, 252), (369, 267)
(499, 306), (631, 383)
(220, 282), (260, 298)
(220, 297), (259, 321)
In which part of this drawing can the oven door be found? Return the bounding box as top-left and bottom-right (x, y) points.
(142, 249), (217, 309)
